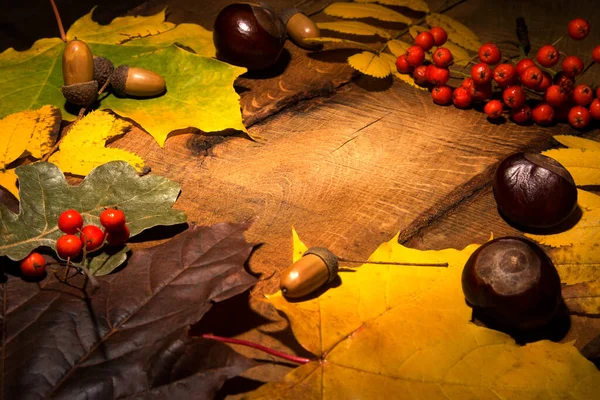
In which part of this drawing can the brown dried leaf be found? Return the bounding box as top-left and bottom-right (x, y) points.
(1, 222), (258, 399)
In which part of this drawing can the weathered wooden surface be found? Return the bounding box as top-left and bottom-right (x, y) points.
(3, 0), (600, 396)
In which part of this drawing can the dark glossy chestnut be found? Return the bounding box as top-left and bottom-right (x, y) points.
(462, 237), (562, 331)
(213, 3), (286, 70)
(492, 152), (577, 229)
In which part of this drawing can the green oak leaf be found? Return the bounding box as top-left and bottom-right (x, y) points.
(0, 161), (187, 274)
(0, 9), (246, 147)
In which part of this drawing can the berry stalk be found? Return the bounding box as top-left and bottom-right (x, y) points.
(202, 334), (313, 365)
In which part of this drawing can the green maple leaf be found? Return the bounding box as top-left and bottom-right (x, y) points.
(0, 9), (247, 147)
(0, 161), (187, 275)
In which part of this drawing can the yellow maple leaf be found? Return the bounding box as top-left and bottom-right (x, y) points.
(426, 13), (482, 52)
(354, 0), (429, 12)
(348, 52), (391, 78)
(68, 9), (215, 58)
(0, 169), (18, 199)
(541, 148), (600, 186)
(380, 53), (427, 90)
(553, 135), (600, 151)
(324, 3), (412, 24)
(48, 110), (145, 176)
(0, 105), (61, 169)
(317, 21), (392, 39)
(246, 230), (600, 399)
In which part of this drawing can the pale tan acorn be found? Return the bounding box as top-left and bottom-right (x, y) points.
(61, 39), (98, 106)
(280, 247), (339, 298)
(93, 56), (115, 88)
(111, 65), (166, 98)
(280, 8), (320, 49)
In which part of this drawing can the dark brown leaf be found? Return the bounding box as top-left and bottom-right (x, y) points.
(1, 222), (258, 399)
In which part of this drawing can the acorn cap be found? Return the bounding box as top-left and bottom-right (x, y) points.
(93, 56), (115, 88)
(61, 80), (98, 106)
(303, 247), (338, 284)
(111, 64), (129, 97)
(279, 7), (302, 26)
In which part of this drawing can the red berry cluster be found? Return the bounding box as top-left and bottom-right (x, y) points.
(19, 208), (130, 278)
(396, 18), (600, 129)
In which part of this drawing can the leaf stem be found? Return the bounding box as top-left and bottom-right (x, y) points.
(338, 257), (448, 267)
(49, 0), (67, 42)
(201, 334), (313, 365)
(379, 0), (468, 55)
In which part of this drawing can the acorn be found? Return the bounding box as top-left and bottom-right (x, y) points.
(61, 39), (98, 106)
(93, 56), (115, 88)
(111, 65), (166, 98)
(280, 247), (338, 298)
(280, 8), (320, 49)
(213, 2), (286, 70)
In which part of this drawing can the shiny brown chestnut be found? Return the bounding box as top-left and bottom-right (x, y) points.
(213, 2), (286, 70)
(492, 152), (577, 229)
(462, 237), (561, 331)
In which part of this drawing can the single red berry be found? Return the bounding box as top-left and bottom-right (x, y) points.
(484, 100), (504, 119)
(568, 106), (591, 129)
(431, 85), (453, 105)
(432, 47), (453, 68)
(106, 225), (131, 246)
(535, 45), (560, 67)
(562, 55), (584, 77)
(593, 45), (600, 63)
(545, 85), (569, 107)
(511, 104), (532, 124)
(466, 80), (492, 102)
(515, 58), (535, 76)
(471, 62), (493, 84)
(553, 71), (575, 92)
(429, 27), (448, 46)
(536, 71), (552, 92)
(56, 234), (83, 259)
(80, 225), (105, 251)
(406, 45), (425, 67)
(493, 63), (518, 88)
(20, 252), (47, 278)
(478, 43), (501, 64)
(532, 103), (555, 126)
(590, 98), (600, 120)
(520, 65), (543, 89)
(572, 84), (594, 106)
(58, 209), (83, 234)
(100, 208), (127, 232)
(414, 31), (435, 51)
(395, 54), (413, 74)
(426, 65), (450, 85)
(567, 18), (590, 40)
(452, 86), (472, 108)
(412, 65), (429, 86)
(502, 86), (525, 109)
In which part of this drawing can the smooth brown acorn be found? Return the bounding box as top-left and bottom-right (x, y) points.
(213, 3), (286, 70)
(493, 152), (578, 229)
(61, 39), (98, 106)
(93, 56), (115, 88)
(461, 236), (562, 331)
(280, 247), (339, 299)
(280, 8), (320, 49)
(111, 65), (166, 97)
